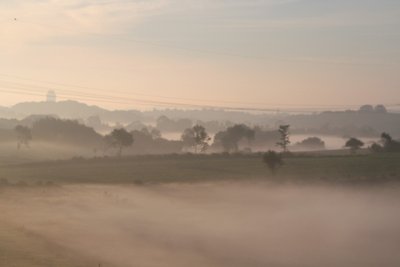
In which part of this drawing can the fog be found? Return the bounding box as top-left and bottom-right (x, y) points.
(1, 183), (400, 267)
(163, 132), (380, 151)
(0, 142), (95, 165)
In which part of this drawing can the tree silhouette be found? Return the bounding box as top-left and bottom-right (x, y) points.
(345, 137), (364, 154)
(214, 124), (255, 152)
(370, 143), (383, 153)
(381, 132), (400, 152)
(276, 125), (290, 152)
(105, 128), (134, 156)
(374, 105), (387, 113)
(181, 125), (211, 153)
(294, 137), (325, 151)
(14, 125), (32, 149)
(32, 117), (102, 147)
(359, 105), (374, 112)
(381, 132), (393, 144)
(262, 150), (284, 174)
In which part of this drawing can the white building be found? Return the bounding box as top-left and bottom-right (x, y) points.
(46, 90), (57, 102)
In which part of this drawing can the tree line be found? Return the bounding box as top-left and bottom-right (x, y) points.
(8, 116), (400, 177)
(8, 117), (400, 159)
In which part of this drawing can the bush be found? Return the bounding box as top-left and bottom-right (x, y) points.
(262, 151), (284, 174)
(370, 143), (383, 153)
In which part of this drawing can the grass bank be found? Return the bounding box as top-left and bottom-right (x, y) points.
(0, 153), (399, 185)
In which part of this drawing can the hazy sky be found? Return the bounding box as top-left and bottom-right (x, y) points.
(0, 0), (399, 110)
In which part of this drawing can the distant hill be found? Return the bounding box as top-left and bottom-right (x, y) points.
(11, 100), (142, 123)
(13, 101), (104, 118)
(0, 105), (17, 119)
(1, 100), (400, 138)
(280, 111), (400, 137)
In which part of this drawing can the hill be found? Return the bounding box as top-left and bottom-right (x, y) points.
(1, 100), (399, 138)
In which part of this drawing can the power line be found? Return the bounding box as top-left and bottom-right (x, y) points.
(2, 79), (398, 113)
(0, 81), (250, 109)
(0, 81), (359, 113)
(0, 73), (256, 107)
(4, 19), (397, 110)
(1, 85), (347, 114)
(2, 20), (398, 109)
(0, 73), (375, 109)
(0, 85), (207, 109)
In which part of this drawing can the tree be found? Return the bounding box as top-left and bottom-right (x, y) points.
(374, 105), (387, 113)
(370, 143), (383, 153)
(156, 116), (192, 132)
(86, 115), (102, 128)
(345, 137), (364, 153)
(381, 132), (393, 144)
(14, 125), (32, 149)
(32, 117), (103, 148)
(148, 128), (162, 140)
(139, 127), (162, 140)
(181, 125), (211, 153)
(262, 150), (284, 174)
(294, 137), (325, 151)
(213, 124), (255, 152)
(105, 128), (134, 156)
(359, 105), (374, 112)
(381, 132), (400, 152)
(276, 125), (290, 152)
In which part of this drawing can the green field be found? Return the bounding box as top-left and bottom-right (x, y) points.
(1, 152), (400, 185)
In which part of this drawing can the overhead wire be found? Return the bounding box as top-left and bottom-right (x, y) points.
(0, 77), (397, 112)
(0, 74), (375, 110)
(2, 84), (349, 113)
(2, 16), (398, 111)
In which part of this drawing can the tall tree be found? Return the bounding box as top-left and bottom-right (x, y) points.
(105, 128), (134, 156)
(181, 125), (211, 153)
(213, 124), (255, 152)
(381, 132), (400, 152)
(345, 137), (364, 154)
(14, 125), (32, 149)
(276, 125), (290, 152)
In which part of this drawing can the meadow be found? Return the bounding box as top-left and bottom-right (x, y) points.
(1, 152), (399, 185)
(1, 152), (400, 267)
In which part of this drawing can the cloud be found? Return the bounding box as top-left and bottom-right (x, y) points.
(3, 0), (398, 45)
(0, 0), (169, 43)
(178, 0), (400, 31)
(213, 14), (400, 32)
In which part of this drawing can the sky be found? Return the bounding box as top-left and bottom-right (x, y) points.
(0, 0), (399, 111)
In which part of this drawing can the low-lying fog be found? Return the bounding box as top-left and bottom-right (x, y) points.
(1, 183), (400, 267)
(162, 132), (379, 151)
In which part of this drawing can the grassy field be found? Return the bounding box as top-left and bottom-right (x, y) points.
(0, 142), (95, 165)
(1, 152), (399, 185)
(1, 153), (400, 267)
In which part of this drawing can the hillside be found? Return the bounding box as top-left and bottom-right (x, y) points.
(1, 101), (399, 137)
